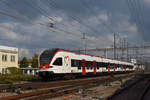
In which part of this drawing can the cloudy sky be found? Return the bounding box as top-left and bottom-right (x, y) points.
(0, 0), (149, 58)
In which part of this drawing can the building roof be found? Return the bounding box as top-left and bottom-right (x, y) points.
(0, 45), (18, 52)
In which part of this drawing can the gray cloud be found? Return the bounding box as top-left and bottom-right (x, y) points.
(0, 0), (149, 58)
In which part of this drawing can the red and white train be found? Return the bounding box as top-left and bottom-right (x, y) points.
(38, 48), (134, 80)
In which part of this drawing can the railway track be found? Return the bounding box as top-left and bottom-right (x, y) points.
(0, 73), (136, 100)
(105, 73), (150, 100)
(138, 78), (150, 100)
(0, 73), (135, 93)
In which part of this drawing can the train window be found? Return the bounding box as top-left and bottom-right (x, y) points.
(129, 65), (133, 69)
(40, 49), (58, 65)
(71, 59), (82, 68)
(71, 59), (81, 67)
(122, 65), (125, 69)
(96, 62), (103, 67)
(97, 62), (100, 67)
(119, 64), (122, 68)
(86, 61), (88, 67)
(117, 64), (119, 68)
(53, 58), (62, 66)
(106, 63), (109, 69)
(110, 63), (114, 69)
(129, 65), (131, 69)
(104, 63), (108, 68)
(78, 67), (81, 70)
(78, 60), (81, 67)
(131, 66), (133, 69)
(101, 62), (105, 67)
(96, 62), (98, 67)
(71, 59), (76, 67)
(126, 65), (129, 68)
(115, 64), (117, 68)
(87, 61), (92, 68)
(117, 64), (120, 68)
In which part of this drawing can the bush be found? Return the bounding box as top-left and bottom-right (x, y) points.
(6, 67), (23, 75)
(0, 67), (39, 84)
(0, 74), (39, 84)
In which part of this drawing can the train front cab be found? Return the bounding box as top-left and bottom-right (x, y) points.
(39, 56), (63, 79)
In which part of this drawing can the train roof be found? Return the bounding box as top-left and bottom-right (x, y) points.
(44, 48), (133, 65)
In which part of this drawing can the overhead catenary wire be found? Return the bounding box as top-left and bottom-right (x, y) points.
(79, 0), (114, 33)
(0, 0), (85, 40)
(22, 0), (90, 40)
(0, 0), (36, 23)
(0, 0), (134, 55)
(23, 0), (54, 22)
(0, 13), (82, 43)
(0, 10), (24, 21)
(134, 0), (146, 35)
(126, 0), (145, 35)
(0, 7), (56, 47)
(132, 0), (145, 35)
(48, 0), (101, 34)
(40, 0), (86, 35)
(46, 0), (104, 47)
(1, 0), (101, 42)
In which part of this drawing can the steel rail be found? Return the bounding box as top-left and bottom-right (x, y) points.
(0, 73), (135, 93)
(0, 73), (135, 100)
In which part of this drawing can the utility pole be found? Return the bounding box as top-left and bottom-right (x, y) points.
(104, 49), (107, 58)
(81, 33), (87, 53)
(114, 33), (116, 59)
(127, 41), (129, 61)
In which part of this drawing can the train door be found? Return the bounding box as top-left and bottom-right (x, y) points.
(81, 60), (86, 75)
(52, 57), (63, 73)
(113, 64), (116, 73)
(93, 61), (97, 75)
(108, 63), (110, 73)
(63, 56), (71, 73)
(102, 62), (106, 72)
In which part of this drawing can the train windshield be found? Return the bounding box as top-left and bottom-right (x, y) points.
(39, 49), (59, 65)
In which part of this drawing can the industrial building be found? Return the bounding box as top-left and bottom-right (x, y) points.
(0, 45), (18, 74)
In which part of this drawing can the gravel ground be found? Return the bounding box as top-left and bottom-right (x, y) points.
(110, 77), (150, 100)
(50, 77), (132, 100)
(0, 75), (134, 100)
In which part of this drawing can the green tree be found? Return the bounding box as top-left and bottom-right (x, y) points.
(31, 53), (39, 68)
(20, 56), (29, 68)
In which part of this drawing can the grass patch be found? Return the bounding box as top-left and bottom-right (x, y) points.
(0, 74), (39, 84)
(0, 67), (39, 84)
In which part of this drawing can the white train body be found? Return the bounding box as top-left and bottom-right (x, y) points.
(39, 49), (134, 79)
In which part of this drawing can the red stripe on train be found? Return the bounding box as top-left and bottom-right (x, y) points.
(108, 63), (110, 73)
(93, 61), (97, 75)
(113, 64), (116, 72)
(121, 64), (123, 72)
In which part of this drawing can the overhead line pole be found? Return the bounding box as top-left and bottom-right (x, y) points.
(114, 33), (116, 59)
(81, 33), (87, 54)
